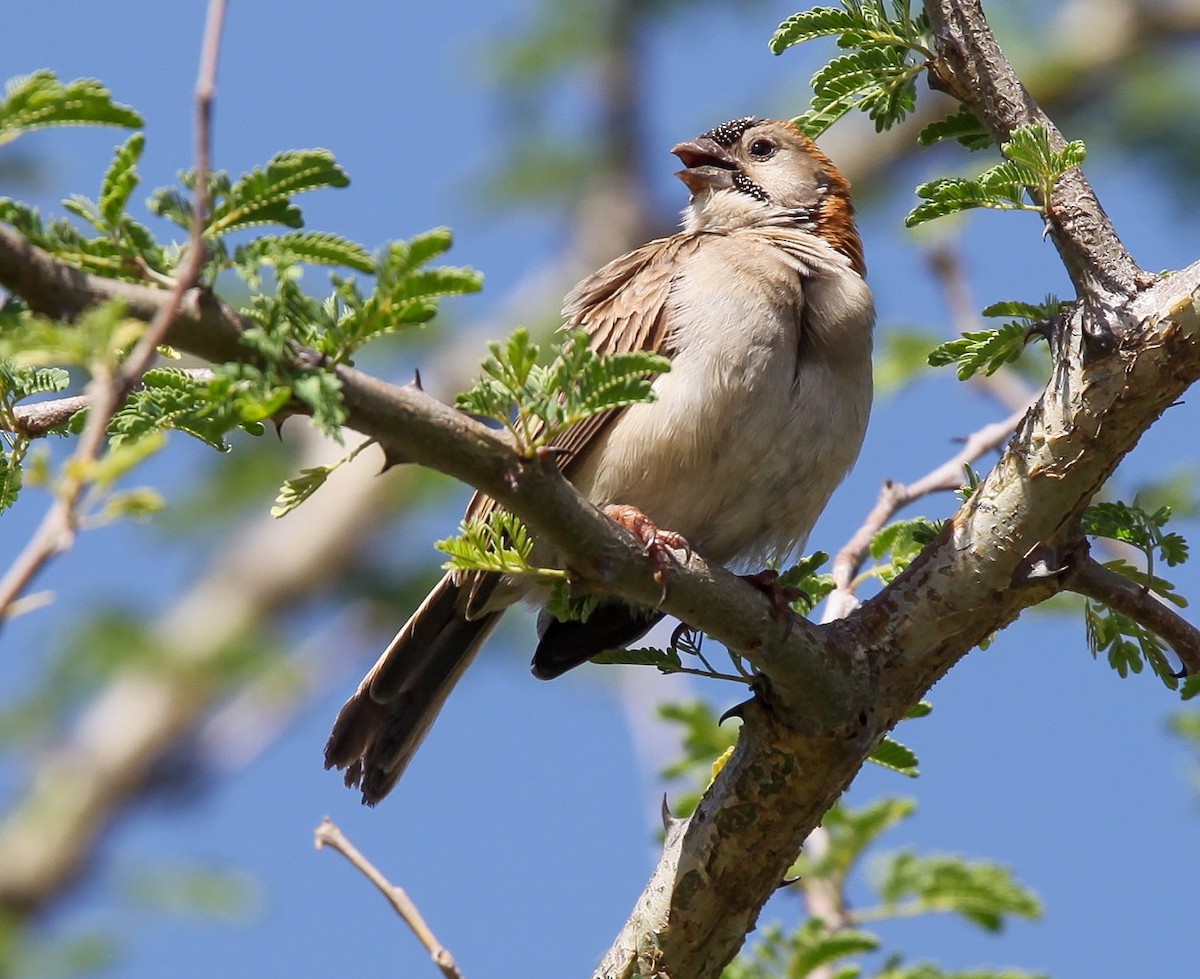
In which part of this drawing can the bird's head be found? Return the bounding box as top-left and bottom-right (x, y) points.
(673, 117), (864, 275)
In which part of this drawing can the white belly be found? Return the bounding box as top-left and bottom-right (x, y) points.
(570, 238), (873, 567)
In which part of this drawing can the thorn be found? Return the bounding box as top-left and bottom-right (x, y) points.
(535, 444), (574, 466)
(719, 698), (752, 725)
(776, 874), (802, 890)
(378, 446), (411, 472)
(661, 794), (679, 831)
(1013, 543), (1069, 586)
(408, 368), (423, 391)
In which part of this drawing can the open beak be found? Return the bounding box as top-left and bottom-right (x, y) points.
(672, 137), (738, 193)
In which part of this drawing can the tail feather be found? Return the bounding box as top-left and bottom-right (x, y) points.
(325, 573), (502, 805)
(532, 601), (663, 680)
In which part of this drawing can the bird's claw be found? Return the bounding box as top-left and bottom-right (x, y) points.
(740, 569), (803, 635)
(603, 504), (691, 604)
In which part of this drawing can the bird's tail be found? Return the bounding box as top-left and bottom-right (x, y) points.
(324, 573), (502, 805)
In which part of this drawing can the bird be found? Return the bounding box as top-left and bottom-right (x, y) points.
(325, 117), (875, 805)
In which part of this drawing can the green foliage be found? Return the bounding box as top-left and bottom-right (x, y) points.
(0, 922), (118, 979)
(209, 150), (349, 237)
(771, 2), (934, 137)
(0, 70), (141, 144)
(725, 919), (879, 979)
(876, 965), (1046, 979)
(861, 517), (942, 587)
(0, 77), (479, 533)
(724, 793), (1043, 978)
(1079, 500), (1190, 687)
(906, 124), (1087, 227)
(435, 509), (567, 579)
(927, 298), (1061, 381)
(1079, 503), (1189, 689)
(657, 700), (741, 817)
(778, 550), (836, 614)
(320, 228), (482, 362)
(0, 360), (68, 514)
(271, 439), (373, 518)
(874, 852), (1043, 931)
(543, 584), (601, 624)
(917, 105), (992, 151)
(144, 149), (350, 241)
(1082, 500), (1189, 577)
(123, 865), (261, 922)
(595, 625), (749, 684)
(455, 327), (669, 456)
(231, 231), (374, 290)
(1084, 595), (1179, 687)
(110, 368), (268, 452)
(1132, 467), (1200, 520)
(927, 323), (1028, 381)
(869, 736), (920, 777)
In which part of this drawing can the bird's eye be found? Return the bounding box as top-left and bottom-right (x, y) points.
(748, 138), (776, 159)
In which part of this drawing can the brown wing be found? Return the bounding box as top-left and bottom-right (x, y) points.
(461, 233), (699, 540)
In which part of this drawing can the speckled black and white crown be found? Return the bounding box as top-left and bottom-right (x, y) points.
(699, 117), (762, 148)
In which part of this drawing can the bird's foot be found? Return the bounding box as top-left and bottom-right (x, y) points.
(603, 504), (691, 603)
(740, 569), (803, 632)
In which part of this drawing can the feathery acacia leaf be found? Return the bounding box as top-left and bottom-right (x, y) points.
(206, 150), (350, 238)
(455, 327), (669, 455)
(868, 736), (920, 777)
(865, 517), (941, 584)
(0, 71), (141, 144)
(109, 369), (268, 452)
(435, 510), (567, 578)
(775, 2), (933, 136)
(906, 124), (1087, 227)
(99, 133), (145, 227)
(917, 106), (991, 150)
(927, 323), (1029, 380)
(876, 852), (1043, 931)
(1083, 500), (1189, 574)
(233, 231), (374, 283)
(323, 229), (482, 359)
(770, 7), (861, 54)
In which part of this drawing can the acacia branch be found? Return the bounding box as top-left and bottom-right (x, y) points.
(1066, 549), (1200, 677)
(926, 0), (1147, 306)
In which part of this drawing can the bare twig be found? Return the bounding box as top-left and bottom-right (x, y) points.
(823, 403), (1030, 622)
(0, 0), (227, 621)
(1066, 550), (1200, 677)
(314, 818), (465, 979)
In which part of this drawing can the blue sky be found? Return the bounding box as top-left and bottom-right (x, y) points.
(3, 2), (1199, 977)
